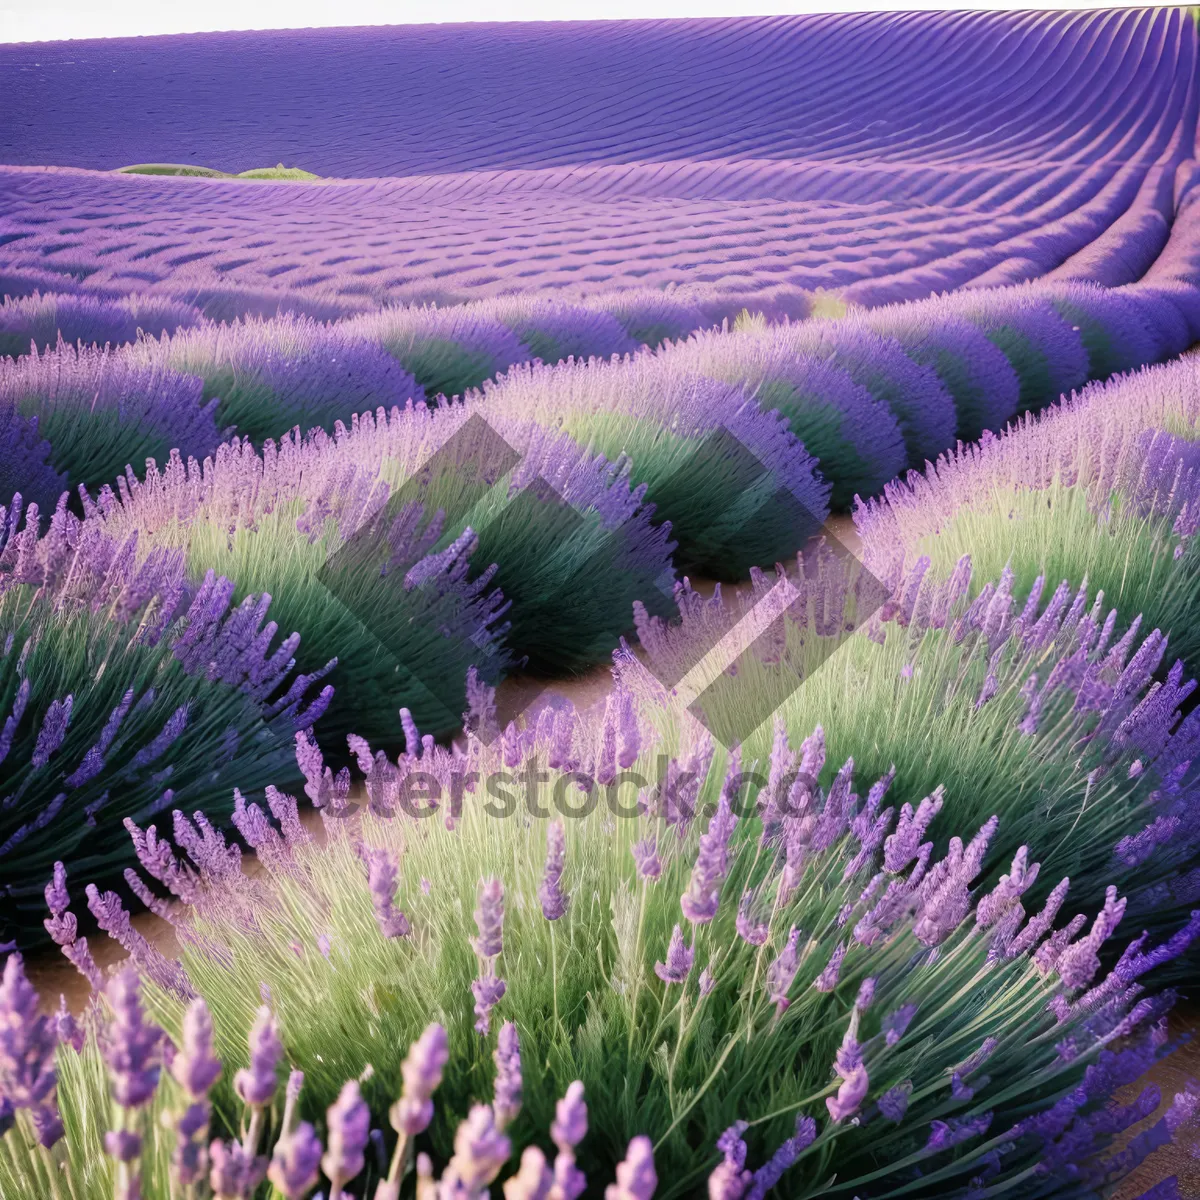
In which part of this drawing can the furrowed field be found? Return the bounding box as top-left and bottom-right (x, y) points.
(3, 7), (1200, 1200)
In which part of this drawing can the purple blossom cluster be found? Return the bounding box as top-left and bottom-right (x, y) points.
(0, 291), (201, 359)
(0, 495), (332, 947)
(0, 339), (221, 496)
(148, 313), (425, 445)
(478, 353), (831, 575)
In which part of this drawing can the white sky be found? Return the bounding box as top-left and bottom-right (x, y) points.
(0, 0), (1160, 46)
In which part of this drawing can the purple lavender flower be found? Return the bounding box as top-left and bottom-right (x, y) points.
(681, 788), (737, 925)
(391, 1023), (449, 1137)
(825, 1064), (869, 1122)
(883, 789), (943, 874)
(268, 1121), (323, 1200)
(1056, 887), (1127, 991)
(765, 927), (801, 1015)
(504, 1145), (554, 1200)
(735, 890), (769, 947)
(812, 943), (846, 993)
(654, 924), (695, 984)
(548, 1080), (589, 1200)
(708, 1122), (751, 1200)
(552, 1081), (588, 1152)
(539, 821), (569, 921)
(172, 1101), (211, 1188)
(103, 968), (162, 1109)
(54, 996), (83, 1053)
(171, 998), (222, 1100)
(744, 1115), (817, 1200)
(878, 1083), (911, 1122)
(233, 1007), (283, 1108)
(105, 1128), (143, 1162)
(472, 970), (507, 1036)
(31, 695), (73, 768)
(924, 1112), (992, 1152)
(699, 968), (716, 997)
(472, 877), (505, 960)
(606, 1135), (656, 1200)
(365, 847), (411, 939)
(631, 837), (662, 880)
(493, 1021), (523, 1131)
(321, 1080), (371, 1195)
(0, 954), (59, 1125)
(442, 1104), (512, 1195)
(208, 1138), (266, 1199)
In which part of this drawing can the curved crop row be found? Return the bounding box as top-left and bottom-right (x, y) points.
(855, 355), (1200, 672)
(0, 341), (221, 496)
(476, 354), (831, 578)
(0, 496), (333, 945)
(0, 9), (1194, 311)
(0, 291), (202, 359)
(18, 670), (1198, 1197)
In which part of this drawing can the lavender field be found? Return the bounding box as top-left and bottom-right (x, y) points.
(3, 6), (1200, 1200)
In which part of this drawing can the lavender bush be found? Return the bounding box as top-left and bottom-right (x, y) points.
(138, 314), (425, 445)
(477, 355), (831, 576)
(0, 341), (221, 496)
(666, 322), (907, 508)
(0, 957), (641, 1200)
(79, 407), (516, 750)
(855, 357), (1200, 672)
(0, 292), (202, 360)
(934, 288), (1091, 415)
(347, 306), (532, 401)
(628, 546), (1200, 938)
(35, 694), (1200, 1198)
(860, 304), (1022, 444)
(0, 407), (67, 515)
(0, 494), (332, 946)
(773, 320), (958, 470)
(479, 295), (639, 364)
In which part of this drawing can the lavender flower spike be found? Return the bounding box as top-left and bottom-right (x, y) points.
(208, 1137), (266, 1199)
(540, 820), (570, 921)
(708, 1123), (751, 1200)
(390, 1023), (450, 1137)
(172, 998), (222, 1100)
(472, 877), (505, 959)
(268, 1121), (323, 1200)
(0, 954), (59, 1135)
(631, 837), (662, 880)
(366, 848), (411, 939)
(550, 1080), (589, 1200)
(504, 1145), (554, 1200)
(744, 1116), (818, 1200)
(103, 968), (162, 1109)
(825, 1064), (869, 1122)
(552, 1081), (588, 1152)
(680, 788), (737, 925)
(233, 1007), (283, 1108)
(606, 1135), (657, 1200)
(765, 927), (802, 1015)
(655, 924), (695, 984)
(322, 1080), (371, 1199)
(493, 1021), (523, 1130)
(442, 1104), (512, 1195)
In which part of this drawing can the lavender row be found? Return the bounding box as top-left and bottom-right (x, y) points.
(0, 496), (333, 946)
(854, 353), (1200, 672)
(0, 291), (203, 360)
(12, 680), (1200, 1196)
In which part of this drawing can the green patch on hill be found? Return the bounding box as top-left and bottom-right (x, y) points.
(115, 162), (321, 181)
